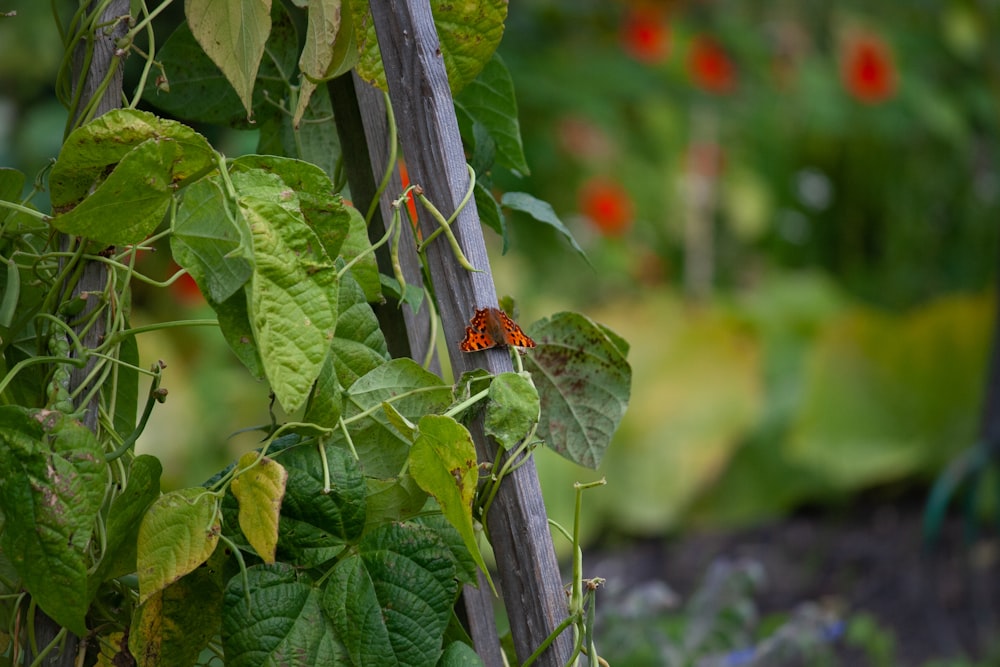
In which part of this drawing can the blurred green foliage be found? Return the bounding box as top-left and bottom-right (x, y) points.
(2, 1), (998, 536)
(488, 1), (1000, 537)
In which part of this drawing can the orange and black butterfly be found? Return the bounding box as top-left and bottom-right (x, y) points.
(459, 307), (536, 352)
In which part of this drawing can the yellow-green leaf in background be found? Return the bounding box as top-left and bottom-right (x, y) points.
(185, 0), (272, 118)
(788, 292), (991, 488)
(231, 452), (287, 563)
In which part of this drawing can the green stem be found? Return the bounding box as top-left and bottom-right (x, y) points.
(218, 533), (252, 609)
(0, 355), (86, 399)
(364, 91), (399, 228)
(318, 437), (332, 493)
(338, 418), (360, 461)
(0, 199), (50, 222)
(101, 318), (218, 348)
(416, 163), (476, 251)
(413, 165), (479, 272)
(421, 295), (439, 369)
(520, 613), (577, 667)
(105, 363), (163, 461)
(337, 216), (394, 280)
(443, 387), (489, 420)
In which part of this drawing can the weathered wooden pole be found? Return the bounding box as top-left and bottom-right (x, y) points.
(366, 1), (573, 664)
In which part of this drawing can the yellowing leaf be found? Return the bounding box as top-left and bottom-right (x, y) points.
(185, 0), (272, 117)
(137, 488), (221, 605)
(409, 415), (492, 589)
(231, 452), (287, 563)
(294, 0), (358, 126)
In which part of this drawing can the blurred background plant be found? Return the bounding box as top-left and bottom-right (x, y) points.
(492, 0), (1000, 544)
(2, 0), (999, 664)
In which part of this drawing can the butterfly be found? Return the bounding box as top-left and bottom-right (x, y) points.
(460, 307), (536, 352)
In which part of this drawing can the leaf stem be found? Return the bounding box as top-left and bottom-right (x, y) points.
(0, 199), (50, 222)
(443, 387), (489, 420)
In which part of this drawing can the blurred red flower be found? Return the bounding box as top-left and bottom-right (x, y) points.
(169, 262), (203, 305)
(840, 32), (897, 104)
(621, 7), (670, 64)
(578, 177), (634, 237)
(688, 35), (736, 93)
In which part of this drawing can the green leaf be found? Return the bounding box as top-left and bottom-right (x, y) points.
(231, 154), (353, 259)
(409, 416), (489, 587)
(454, 368), (493, 406)
(340, 203), (380, 301)
(232, 167), (302, 213)
(49, 109), (212, 207)
(185, 0), (272, 118)
(50, 110), (215, 246)
(484, 372), (539, 450)
(129, 544), (226, 666)
(257, 83), (343, 179)
(303, 353), (343, 428)
(0, 168), (25, 226)
(365, 474), (427, 529)
(242, 196), (338, 412)
(413, 511), (479, 588)
(379, 274), (426, 311)
(137, 487), (221, 605)
(110, 329), (140, 438)
(94, 455), (162, 585)
(434, 0), (507, 93)
(172, 176), (253, 303)
(788, 295), (990, 487)
(455, 54), (528, 176)
(526, 313), (631, 469)
(211, 286), (265, 378)
(324, 522), (458, 667)
(329, 270), (389, 388)
(344, 358), (454, 478)
(223, 563), (345, 667)
(295, 0), (358, 125)
(380, 399), (417, 440)
(231, 452), (287, 563)
(145, 3), (297, 126)
(353, 0), (506, 95)
(275, 441), (366, 566)
(0, 408), (105, 635)
(501, 191), (589, 264)
(473, 180), (506, 250)
(439, 640), (485, 667)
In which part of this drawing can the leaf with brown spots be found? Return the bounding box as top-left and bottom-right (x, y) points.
(409, 415), (494, 592)
(524, 312), (631, 469)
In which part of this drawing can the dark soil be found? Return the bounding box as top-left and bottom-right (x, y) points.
(586, 492), (1000, 666)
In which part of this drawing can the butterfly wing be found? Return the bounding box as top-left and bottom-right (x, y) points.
(460, 308), (499, 352)
(495, 308), (537, 349)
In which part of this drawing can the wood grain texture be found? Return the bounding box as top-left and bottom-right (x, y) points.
(368, 1), (573, 664)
